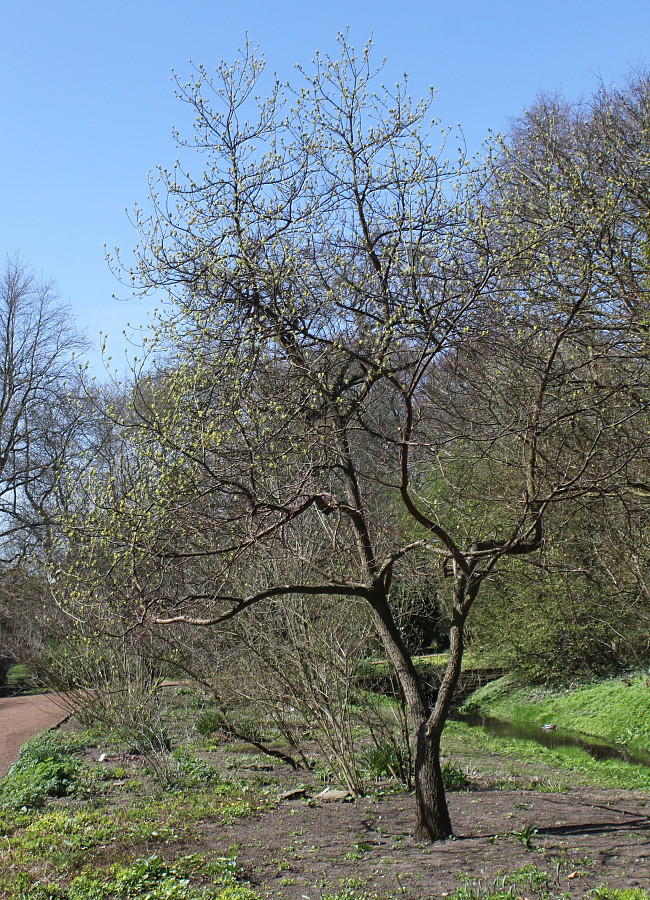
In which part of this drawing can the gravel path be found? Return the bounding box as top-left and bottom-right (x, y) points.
(0, 693), (72, 776)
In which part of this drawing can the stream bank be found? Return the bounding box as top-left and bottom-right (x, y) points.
(460, 671), (650, 761)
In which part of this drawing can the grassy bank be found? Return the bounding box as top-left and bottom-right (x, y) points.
(357, 649), (502, 677)
(462, 672), (650, 752)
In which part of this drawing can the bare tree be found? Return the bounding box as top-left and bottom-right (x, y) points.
(61, 46), (648, 840)
(0, 256), (87, 684)
(0, 257), (88, 554)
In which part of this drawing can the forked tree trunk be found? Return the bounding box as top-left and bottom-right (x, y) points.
(412, 601), (469, 840)
(372, 575), (478, 842)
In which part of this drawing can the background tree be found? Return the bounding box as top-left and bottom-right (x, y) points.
(61, 45), (648, 841)
(464, 75), (650, 680)
(0, 256), (88, 687)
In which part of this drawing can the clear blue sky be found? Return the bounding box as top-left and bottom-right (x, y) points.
(2, 0), (649, 369)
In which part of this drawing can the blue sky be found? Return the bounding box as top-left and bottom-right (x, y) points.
(2, 0), (649, 369)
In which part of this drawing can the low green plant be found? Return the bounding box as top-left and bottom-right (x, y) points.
(452, 863), (556, 899)
(441, 760), (471, 790)
(29, 853), (260, 900)
(196, 709), (224, 737)
(590, 891), (650, 900)
(510, 823), (538, 849)
(167, 748), (220, 787)
(0, 732), (85, 810)
(321, 878), (383, 900)
(361, 740), (409, 784)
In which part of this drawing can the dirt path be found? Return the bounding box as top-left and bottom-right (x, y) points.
(0, 693), (72, 776)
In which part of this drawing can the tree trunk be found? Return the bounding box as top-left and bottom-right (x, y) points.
(0, 655), (13, 690)
(411, 605), (467, 840)
(414, 720), (453, 840)
(369, 576), (479, 842)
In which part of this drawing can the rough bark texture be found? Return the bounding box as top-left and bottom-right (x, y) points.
(414, 722), (452, 840)
(369, 584), (474, 842)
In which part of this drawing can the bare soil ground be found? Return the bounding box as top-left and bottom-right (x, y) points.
(82, 731), (649, 899)
(0, 693), (71, 776)
(211, 785), (650, 898)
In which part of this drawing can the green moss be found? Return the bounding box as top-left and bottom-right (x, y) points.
(462, 673), (650, 751)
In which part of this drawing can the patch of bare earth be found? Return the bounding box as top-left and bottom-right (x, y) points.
(170, 769), (650, 898)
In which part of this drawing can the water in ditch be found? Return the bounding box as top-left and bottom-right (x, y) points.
(454, 711), (650, 768)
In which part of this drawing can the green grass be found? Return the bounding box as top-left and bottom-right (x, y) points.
(463, 673), (650, 751)
(6, 663), (32, 686)
(357, 649), (502, 677)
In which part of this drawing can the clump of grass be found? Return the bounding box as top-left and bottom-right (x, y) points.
(360, 740), (410, 784)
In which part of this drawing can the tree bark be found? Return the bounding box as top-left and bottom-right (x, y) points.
(414, 720), (453, 840)
(0, 655), (14, 690)
(369, 586), (467, 841)
(383, 571), (477, 842)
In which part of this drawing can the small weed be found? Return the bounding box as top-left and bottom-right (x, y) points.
(441, 761), (472, 791)
(343, 839), (374, 862)
(510, 823), (538, 849)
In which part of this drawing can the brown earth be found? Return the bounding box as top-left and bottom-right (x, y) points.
(192, 780), (650, 898)
(0, 693), (72, 776)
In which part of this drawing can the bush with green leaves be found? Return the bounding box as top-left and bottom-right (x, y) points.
(0, 732), (85, 810)
(169, 748), (221, 787)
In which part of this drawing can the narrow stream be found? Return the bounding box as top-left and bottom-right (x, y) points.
(454, 711), (650, 768)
